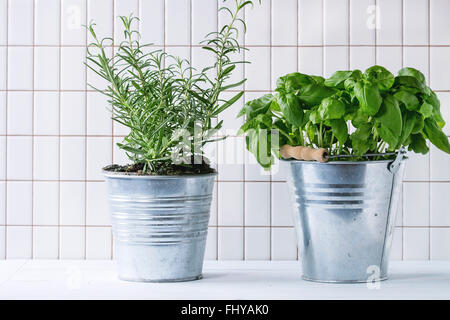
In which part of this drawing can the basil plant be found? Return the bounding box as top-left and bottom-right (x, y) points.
(238, 66), (450, 169)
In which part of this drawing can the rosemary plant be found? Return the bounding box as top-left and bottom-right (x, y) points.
(86, 0), (259, 174)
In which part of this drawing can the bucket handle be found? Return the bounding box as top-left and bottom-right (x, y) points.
(280, 145), (407, 172)
(388, 148), (407, 174)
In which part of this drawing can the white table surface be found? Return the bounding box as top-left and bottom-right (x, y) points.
(0, 260), (449, 300)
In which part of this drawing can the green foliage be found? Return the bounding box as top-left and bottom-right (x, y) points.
(86, 0), (259, 173)
(238, 66), (450, 169)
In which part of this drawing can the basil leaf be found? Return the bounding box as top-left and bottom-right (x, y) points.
(297, 84), (336, 107)
(394, 76), (427, 92)
(423, 118), (450, 153)
(277, 93), (303, 127)
(329, 119), (348, 144)
(306, 122), (317, 145)
(309, 108), (322, 124)
(375, 95), (403, 148)
(424, 91), (446, 128)
(270, 98), (281, 112)
(408, 133), (429, 155)
(354, 80), (382, 116)
(344, 78), (357, 91)
(318, 97), (346, 120)
(350, 109), (370, 128)
(397, 111), (416, 148)
(350, 123), (372, 155)
(245, 128), (274, 169)
(419, 101), (433, 118)
(365, 65), (395, 91)
(276, 72), (313, 93)
(398, 67), (426, 84)
(311, 75), (325, 84)
(325, 71), (354, 88)
(411, 113), (425, 134)
(238, 113), (273, 134)
(273, 118), (291, 141)
(393, 91), (420, 111)
(238, 94), (273, 120)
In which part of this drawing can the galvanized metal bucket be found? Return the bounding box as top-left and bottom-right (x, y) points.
(285, 153), (406, 283)
(104, 172), (216, 282)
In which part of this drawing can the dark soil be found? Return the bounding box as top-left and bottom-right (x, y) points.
(103, 160), (215, 176)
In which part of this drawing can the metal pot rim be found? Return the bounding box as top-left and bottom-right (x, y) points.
(280, 159), (398, 165)
(103, 170), (218, 179)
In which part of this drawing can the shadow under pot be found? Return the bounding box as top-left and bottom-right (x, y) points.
(104, 172), (217, 282)
(284, 155), (406, 283)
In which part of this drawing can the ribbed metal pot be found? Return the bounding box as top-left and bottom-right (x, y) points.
(285, 158), (406, 283)
(104, 172), (216, 282)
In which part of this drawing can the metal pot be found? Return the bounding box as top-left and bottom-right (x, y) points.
(104, 172), (216, 282)
(285, 153), (406, 283)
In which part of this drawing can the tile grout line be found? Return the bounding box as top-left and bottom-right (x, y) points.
(296, 0), (299, 261)
(31, 0), (36, 259)
(269, 0), (273, 261)
(111, 0), (115, 168)
(242, 1), (246, 261)
(401, 0), (404, 261)
(4, 43), (450, 48)
(401, 0), (404, 68)
(84, 0), (88, 260)
(4, 0), (9, 259)
(3, 87), (450, 93)
(2, 224), (449, 229)
(428, 0), (431, 260)
(321, 0), (325, 77)
(189, 0), (192, 64)
(1, 224), (113, 228)
(374, 0), (377, 65)
(347, 0), (350, 70)
(163, 0), (166, 69)
(0, 134), (130, 137)
(296, 0), (299, 75)
(215, 0), (219, 261)
(402, 180), (405, 260)
(110, 0), (116, 261)
(58, 0), (62, 260)
(3, 179), (450, 183)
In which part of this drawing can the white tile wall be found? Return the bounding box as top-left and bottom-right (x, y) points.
(34, 136), (59, 180)
(324, 0), (348, 45)
(86, 227), (111, 259)
(350, 0), (375, 45)
(245, 228), (270, 260)
(8, 47), (33, 90)
(403, 228), (429, 260)
(430, 0), (450, 45)
(245, 182), (270, 226)
(33, 226), (59, 259)
(60, 226), (85, 259)
(34, 47), (59, 90)
(218, 227), (243, 260)
(6, 226), (32, 259)
(245, 0), (270, 46)
(0, 1), (6, 46)
(1, 0), (450, 261)
(33, 181), (59, 225)
(35, 0), (60, 45)
(7, 91), (32, 134)
(430, 229), (450, 260)
(34, 92), (59, 135)
(0, 48), (6, 90)
(403, 0), (428, 45)
(8, 0), (34, 45)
